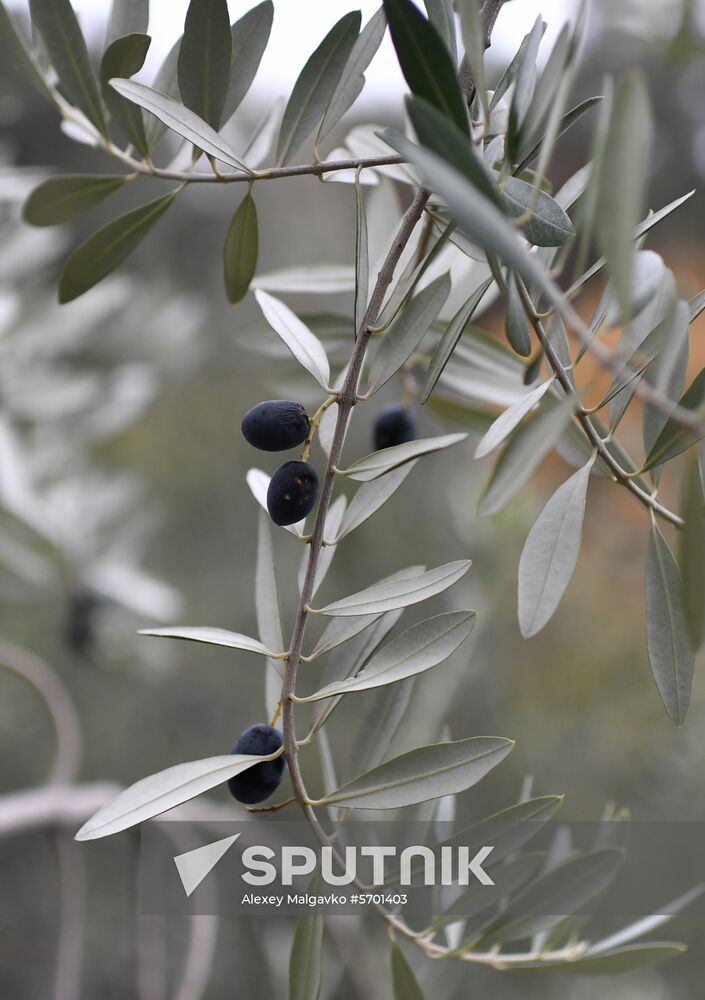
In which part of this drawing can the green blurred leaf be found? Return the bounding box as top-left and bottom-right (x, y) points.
(253, 265), (354, 294)
(290, 914), (324, 1000)
(642, 367), (705, 472)
(383, 0), (467, 133)
(316, 736), (513, 809)
(479, 395), (576, 517)
(679, 454), (705, 652)
(23, 174), (129, 227)
(505, 277), (531, 355)
(277, 11), (361, 165)
(457, 0), (487, 119)
(139, 625), (281, 656)
(106, 0), (149, 46)
(222, 1), (273, 122)
(646, 522), (694, 725)
(100, 32), (151, 156)
(518, 457), (593, 638)
(540, 943), (686, 974)
(335, 461), (416, 541)
(516, 95), (603, 175)
(75, 750), (281, 840)
(366, 273), (450, 395)
(178, 0), (231, 129)
(596, 71), (652, 323)
(0, 1), (57, 103)
(58, 188), (179, 303)
(254, 290), (331, 389)
(341, 432), (467, 482)
(422, 0), (456, 58)
(391, 940), (425, 1000)
(29, 0), (107, 133)
(298, 611), (475, 701)
(110, 79), (251, 170)
(475, 378), (554, 459)
(441, 796), (563, 866)
(506, 15), (543, 160)
(314, 559), (471, 617)
(422, 277), (494, 402)
(318, 6), (387, 142)
(224, 192), (258, 303)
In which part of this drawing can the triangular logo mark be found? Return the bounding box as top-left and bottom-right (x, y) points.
(173, 834), (240, 897)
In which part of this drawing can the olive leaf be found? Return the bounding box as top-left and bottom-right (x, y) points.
(422, 277), (494, 403)
(391, 940), (426, 1000)
(642, 367), (705, 472)
(224, 193), (258, 303)
(315, 736), (513, 809)
(246, 468), (306, 538)
(475, 378), (554, 459)
(178, 0), (232, 129)
(75, 750), (282, 840)
(290, 914), (324, 1000)
(340, 432), (467, 482)
(679, 455), (705, 652)
(138, 625), (283, 657)
(106, 0), (149, 46)
(100, 32), (151, 156)
(23, 174), (130, 227)
(313, 559), (471, 617)
(222, 1), (274, 122)
(334, 461), (417, 541)
(254, 290), (331, 390)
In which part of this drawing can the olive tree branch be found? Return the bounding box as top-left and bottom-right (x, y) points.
(516, 278), (684, 528)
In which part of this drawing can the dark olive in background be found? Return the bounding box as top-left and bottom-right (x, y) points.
(267, 460), (319, 525)
(227, 724), (286, 805)
(373, 404), (416, 451)
(241, 400), (310, 451)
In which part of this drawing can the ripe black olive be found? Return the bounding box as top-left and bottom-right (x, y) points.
(267, 460), (319, 525)
(373, 404), (416, 451)
(228, 724), (286, 804)
(241, 400), (310, 452)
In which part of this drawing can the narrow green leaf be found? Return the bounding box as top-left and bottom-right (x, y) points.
(290, 914), (324, 1000)
(23, 174), (129, 227)
(341, 432), (467, 482)
(138, 626), (281, 657)
(366, 273), (450, 395)
(29, 0), (107, 133)
(679, 455), (705, 652)
(588, 885), (704, 956)
(646, 522), (694, 725)
(75, 750), (283, 840)
(478, 396), (576, 517)
(318, 7), (387, 141)
(256, 510), (285, 721)
(475, 378), (554, 459)
(254, 290), (331, 390)
(422, 0), (456, 58)
(277, 12), (361, 165)
(596, 71), (652, 323)
(58, 188), (179, 303)
(439, 796), (563, 867)
(502, 176), (575, 247)
(314, 560), (471, 617)
(222, 1), (274, 122)
(422, 277), (494, 402)
(298, 611), (476, 701)
(354, 170), (369, 334)
(518, 458), (593, 638)
(515, 95), (603, 175)
(106, 0), (149, 46)
(100, 32), (151, 156)
(642, 367), (705, 472)
(539, 943), (686, 974)
(224, 193), (258, 304)
(506, 15), (543, 160)
(109, 79), (251, 171)
(383, 0), (467, 133)
(391, 940), (425, 1000)
(178, 0), (231, 129)
(505, 277), (531, 356)
(457, 0), (487, 121)
(335, 461), (416, 541)
(316, 736), (513, 809)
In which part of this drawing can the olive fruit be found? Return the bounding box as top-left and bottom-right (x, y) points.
(241, 400), (310, 452)
(373, 404), (416, 451)
(267, 460), (319, 525)
(227, 724), (286, 805)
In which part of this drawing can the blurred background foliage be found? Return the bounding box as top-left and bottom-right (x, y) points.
(1, 0), (705, 996)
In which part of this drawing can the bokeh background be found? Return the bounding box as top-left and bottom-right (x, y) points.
(1, 1), (705, 997)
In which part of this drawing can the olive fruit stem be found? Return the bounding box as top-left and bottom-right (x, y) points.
(300, 394), (338, 462)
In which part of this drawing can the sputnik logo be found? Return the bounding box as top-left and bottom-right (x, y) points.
(173, 834), (241, 897)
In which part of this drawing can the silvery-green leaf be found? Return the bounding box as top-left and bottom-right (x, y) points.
(289, 914), (324, 1000)
(254, 290), (331, 390)
(439, 796), (563, 866)
(256, 510), (285, 719)
(505, 276), (531, 355)
(138, 626), (281, 657)
(299, 494), (347, 598)
(506, 15), (543, 158)
(646, 523), (694, 725)
(391, 940), (425, 1000)
(318, 7), (387, 142)
(679, 455), (705, 653)
(316, 736), (513, 809)
(642, 299), (690, 459)
(477, 849), (624, 946)
(595, 71), (652, 323)
(308, 612), (383, 660)
(177, 0), (231, 128)
(106, 0), (149, 46)
(314, 560), (471, 617)
(298, 611), (475, 702)
(423, 0), (456, 57)
(335, 461), (416, 541)
(354, 170), (369, 334)
(479, 395), (576, 517)
(23, 175), (130, 227)
(518, 458), (593, 638)
(588, 885), (704, 957)
(29, 0), (107, 133)
(516, 96), (603, 176)
(252, 265), (354, 294)
(642, 367), (705, 473)
(75, 750), (282, 840)
(422, 277), (494, 402)
(689, 288), (705, 324)
(222, 1), (273, 122)
(109, 79), (251, 171)
(246, 468), (305, 538)
(341, 432), (467, 482)
(224, 192), (258, 303)
(457, 0), (487, 124)
(519, 23), (569, 151)
(501, 176), (575, 248)
(531, 943), (685, 974)
(277, 11), (361, 165)
(145, 35), (181, 146)
(346, 678), (414, 781)
(100, 32), (152, 157)
(366, 273), (450, 395)
(475, 378), (554, 459)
